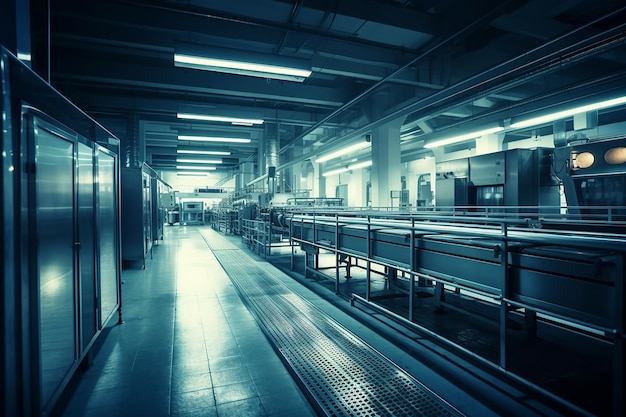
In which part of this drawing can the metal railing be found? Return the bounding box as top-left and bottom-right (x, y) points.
(287, 211), (626, 417)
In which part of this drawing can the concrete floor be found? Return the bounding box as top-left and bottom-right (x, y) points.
(58, 225), (315, 417)
(57, 225), (573, 417)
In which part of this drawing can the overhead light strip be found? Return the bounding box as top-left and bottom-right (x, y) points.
(323, 160), (372, 177)
(510, 96), (626, 129)
(424, 126), (504, 149)
(316, 142), (371, 163)
(176, 165), (216, 170)
(178, 135), (251, 143)
(177, 172), (209, 177)
(177, 149), (231, 155)
(177, 113), (264, 125)
(176, 158), (223, 164)
(174, 52), (311, 82)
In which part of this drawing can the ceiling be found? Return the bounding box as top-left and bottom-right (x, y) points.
(47, 0), (626, 182)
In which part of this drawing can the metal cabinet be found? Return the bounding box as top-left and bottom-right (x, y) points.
(1, 48), (122, 417)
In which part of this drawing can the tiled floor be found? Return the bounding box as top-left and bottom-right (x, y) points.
(58, 224), (565, 417)
(59, 225), (316, 417)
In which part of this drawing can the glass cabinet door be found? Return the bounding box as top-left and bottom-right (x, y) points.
(98, 151), (119, 324)
(35, 122), (77, 409)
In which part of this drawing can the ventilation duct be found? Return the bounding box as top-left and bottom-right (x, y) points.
(124, 114), (142, 168)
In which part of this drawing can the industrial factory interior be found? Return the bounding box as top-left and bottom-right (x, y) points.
(2, 0), (626, 416)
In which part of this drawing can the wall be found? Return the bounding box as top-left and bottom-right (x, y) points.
(323, 167), (369, 207)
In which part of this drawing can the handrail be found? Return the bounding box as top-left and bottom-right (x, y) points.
(291, 213), (626, 252)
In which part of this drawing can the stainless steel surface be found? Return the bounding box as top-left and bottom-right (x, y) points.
(469, 152), (505, 186)
(206, 241), (462, 417)
(98, 150), (119, 324)
(35, 118), (77, 410)
(555, 136), (626, 219)
(2, 49), (123, 417)
(290, 212), (626, 416)
(78, 141), (97, 350)
(121, 166), (153, 265)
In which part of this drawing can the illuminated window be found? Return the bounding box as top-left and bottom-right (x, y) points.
(572, 151), (595, 169)
(604, 147), (626, 164)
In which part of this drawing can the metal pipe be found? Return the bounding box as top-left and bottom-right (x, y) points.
(276, 6), (626, 167)
(350, 293), (597, 417)
(279, 0), (527, 154)
(122, 0), (419, 54)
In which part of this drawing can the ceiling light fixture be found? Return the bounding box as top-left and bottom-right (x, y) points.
(176, 158), (222, 164)
(316, 142), (371, 163)
(177, 149), (231, 156)
(177, 172), (209, 177)
(323, 160), (372, 177)
(174, 45), (312, 82)
(424, 126), (504, 149)
(510, 96), (626, 129)
(176, 165), (216, 170)
(177, 113), (264, 125)
(178, 135), (251, 143)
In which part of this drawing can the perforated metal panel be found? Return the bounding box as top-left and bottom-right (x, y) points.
(209, 246), (462, 417)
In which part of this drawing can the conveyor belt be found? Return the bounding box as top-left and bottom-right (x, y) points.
(200, 229), (462, 417)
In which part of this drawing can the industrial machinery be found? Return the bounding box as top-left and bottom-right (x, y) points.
(216, 133), (626, 415)
(435, 148), (560, 212)
(554, 135), (626, 222)
(181, 201), (205, 225)
(288, 211), (625, 417)
(251, 139), (626, 416)
(121, 163), (159, 267)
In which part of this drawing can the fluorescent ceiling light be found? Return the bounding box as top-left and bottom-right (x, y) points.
(17, 52), (31, 61)
(177, 172), (208, 177)
(323, 160), (372, 177)
(349, 160), (373, 170)
(511, 96), (626, 129)
(177, 149), (231, 155)
(176, 165), (216, 170)
(176, 158), (222, 164)
(178, 135), (251, 143)
(174, 51), (311, 82)
(177, 113), (264, 125)
(316, 142), (371, 163)
(424, 126), (504, 149)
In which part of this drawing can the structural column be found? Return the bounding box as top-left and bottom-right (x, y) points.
(370, 119), (403, 207)
(311, 161), (326, 198)
(237, 162), (255, 190)
(475, 132), (503, 155)
(265, 122), (279, 195)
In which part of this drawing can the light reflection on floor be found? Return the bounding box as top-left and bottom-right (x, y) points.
(59, 225), (315, 417)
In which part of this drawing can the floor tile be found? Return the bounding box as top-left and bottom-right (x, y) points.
(215, 397), (266, 417)
(59, 225), (316, 417)
(170, 388), (215, 414)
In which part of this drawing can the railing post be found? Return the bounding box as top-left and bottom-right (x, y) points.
(335, 213), (340, 295)
(499, 222), (509, 369)
(290, 217), (294, 271)
(409, 218), (415, 322)
(366, 215), (371, 301)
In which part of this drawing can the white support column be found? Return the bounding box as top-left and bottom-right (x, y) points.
(311, 161), (326, 198)
(475, 132), (503, 155)
(370, 119), (403, 208)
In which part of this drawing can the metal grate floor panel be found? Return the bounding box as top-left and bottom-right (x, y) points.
(201, 231), (462, 417)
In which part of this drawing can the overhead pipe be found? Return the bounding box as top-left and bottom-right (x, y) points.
(280, 3), (626, 153)
(265, 122), (279, 195)
(272, 37), (626, 176)
(238, 1), (531, 188)
(121, 0), (414, 53)
(124, 114), (142, 168)
(279, 0), (532, 155)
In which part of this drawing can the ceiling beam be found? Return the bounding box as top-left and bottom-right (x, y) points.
(51, 48), (349, 107)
